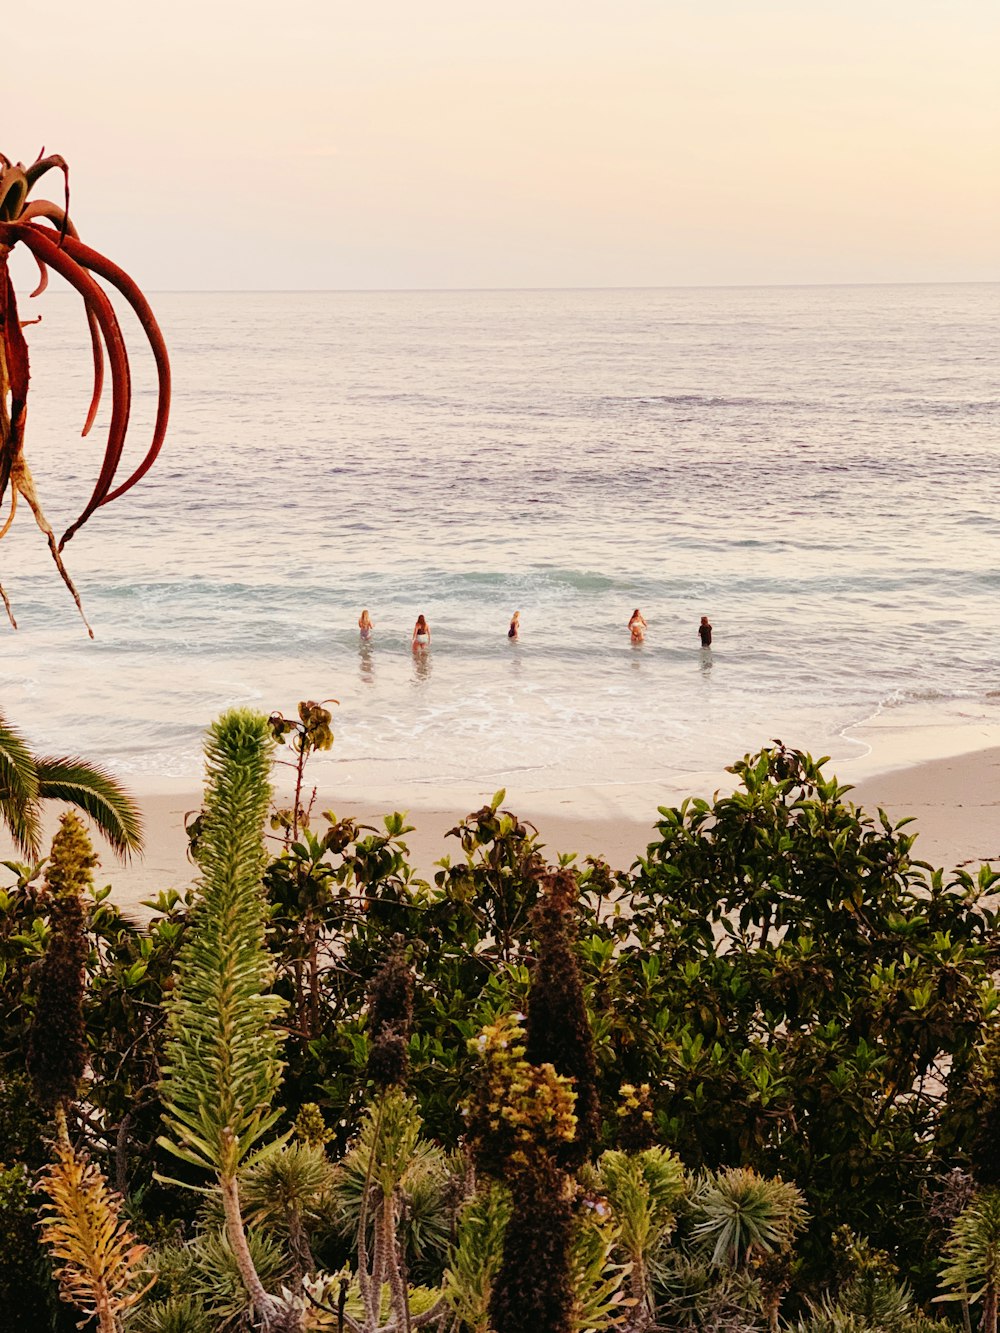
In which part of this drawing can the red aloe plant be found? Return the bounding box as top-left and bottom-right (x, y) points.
(0, 150), (170, 636)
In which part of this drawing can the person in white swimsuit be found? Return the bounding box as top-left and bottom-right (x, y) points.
(628, 608), (647, 643)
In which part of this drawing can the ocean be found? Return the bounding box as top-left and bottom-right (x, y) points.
(2, 284), (998, 812)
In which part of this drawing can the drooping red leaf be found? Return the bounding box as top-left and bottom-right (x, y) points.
(3, 273), (30, 426)
(29, 224), (171, 507)
(28, 251), (49, 297)
(0, 167), (28, 222)
(19, 204), (105, 434)
(23, 154), (69, 242)
(0, 266), (15, 504)
(14, 223), (132, 547)
(0, 272), (28, 546)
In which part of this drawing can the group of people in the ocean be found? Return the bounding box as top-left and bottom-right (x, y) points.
(628, 609), (713, 647)
(357, 608), (713, 650)
(629, 609), (712, 646)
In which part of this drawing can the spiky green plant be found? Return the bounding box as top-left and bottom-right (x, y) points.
(0, 710), (142, 858)
(157, 709), (292, 1331)
(179, 1227), (292, 1327)
(806, 1228), (924, 1332)
(141, 1226), (293, 1330)
(242, 1140), (336, 1278)
(691, 1167), (808, 1271)
(568, 1205), (631, 1332)
(597, 1146), (686, 1327)
(938, 1189), (1000, 1333)
(332, 1089), (451, 1331)
(331, 1118), (453, 1278)
(443, 1185), (512, 1333)
(653, 1249), (764, 1332)
(792, 1309), (953, 1332)
(334, 1089), (428, 1215)
(130, 1294), (212, 1333)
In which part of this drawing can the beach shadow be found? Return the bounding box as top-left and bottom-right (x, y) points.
(699, 647), (713, 675)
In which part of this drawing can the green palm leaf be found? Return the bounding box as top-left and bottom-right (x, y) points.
(1, 710), (142, 860)
(34, 756), (143, 859)
(0, 711), (41, 855)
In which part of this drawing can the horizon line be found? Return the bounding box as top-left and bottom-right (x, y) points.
(63, 278), (1000, 295)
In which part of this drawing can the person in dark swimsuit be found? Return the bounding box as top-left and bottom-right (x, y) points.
(508, 611), (520, 640)
(698, 615), (713, 647)
(412, 614), (431, 650)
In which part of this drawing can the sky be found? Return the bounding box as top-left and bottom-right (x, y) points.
(4, 1), (999, 289)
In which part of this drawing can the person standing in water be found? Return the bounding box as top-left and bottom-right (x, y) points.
(358, 609), (373, 641)
(412, 614), (431, 650)
(698, 615), (713, 647)
(508, 611), (520, 640)
(629, 608), (647, 643)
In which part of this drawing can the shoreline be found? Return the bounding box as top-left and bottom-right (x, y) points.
(8, 733), (995, 918)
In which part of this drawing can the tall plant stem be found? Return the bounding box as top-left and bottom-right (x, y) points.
(292, 741), (306, 842)
(219, 1142), (284, 1329)
(982, 1286), (997, 1333)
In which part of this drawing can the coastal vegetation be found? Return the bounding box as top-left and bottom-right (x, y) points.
(0, 711), (997, 1331)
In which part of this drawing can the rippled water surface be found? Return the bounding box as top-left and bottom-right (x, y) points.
(2, 285), (998, 800)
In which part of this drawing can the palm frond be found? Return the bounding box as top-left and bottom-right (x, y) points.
(34, 755), (143, 859)
(0, 710), (41, 854)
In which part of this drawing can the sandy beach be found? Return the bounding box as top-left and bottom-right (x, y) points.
(9, 731), (995, 919)
(848, 748), (1000, 870)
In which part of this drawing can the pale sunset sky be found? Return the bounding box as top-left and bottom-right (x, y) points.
(5, 1), (998, 289)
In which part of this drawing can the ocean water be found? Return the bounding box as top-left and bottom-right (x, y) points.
(2, 284), (998, 809)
